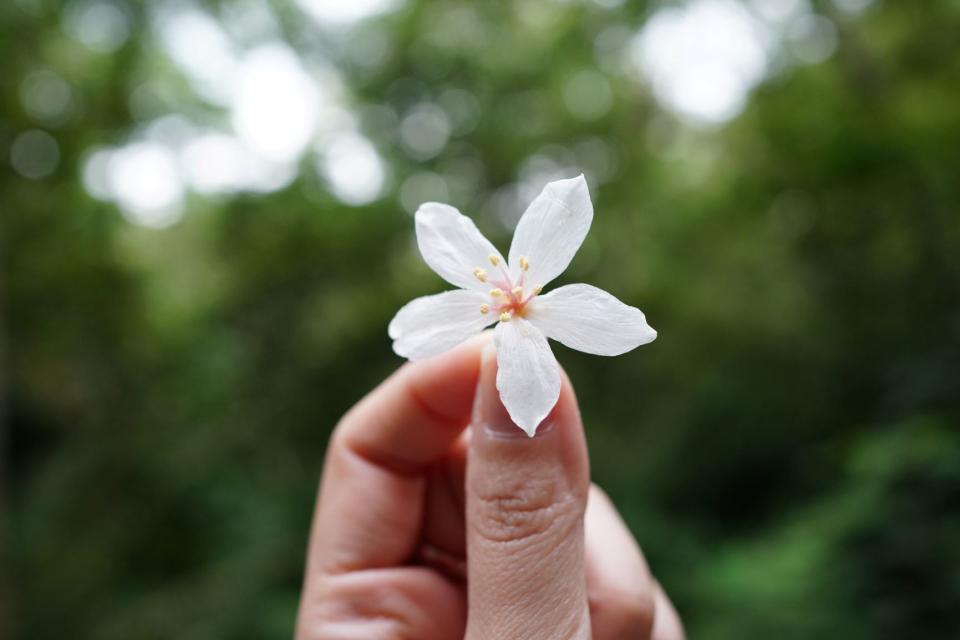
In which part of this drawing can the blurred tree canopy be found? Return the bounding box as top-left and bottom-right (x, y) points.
(2, 0), (959, 638)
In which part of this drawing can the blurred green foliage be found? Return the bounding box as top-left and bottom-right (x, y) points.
(3, 0), (960, 638)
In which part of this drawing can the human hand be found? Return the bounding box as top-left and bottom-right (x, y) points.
(296, 336), (684, 639)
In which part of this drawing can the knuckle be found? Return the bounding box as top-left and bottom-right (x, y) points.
(298, 580), (424, 640)
(472, 475), (585, 545)
(301, 622), (416, 640)
(595, 584), (656, 639)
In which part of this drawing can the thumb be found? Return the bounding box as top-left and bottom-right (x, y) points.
(465, 344), (591, 640)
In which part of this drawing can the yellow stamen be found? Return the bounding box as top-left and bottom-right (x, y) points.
(490, 288), (503, 298)
(519, 255), (530, 271)
(473, 267), (487, 283)
(479, 303), (490, 314)
(499, 311), (512, 322)
(511, 286), (524, 297)
(533, 284), (543, 295)
(488, 254), (500, 267)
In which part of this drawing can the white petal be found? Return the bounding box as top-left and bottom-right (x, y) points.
(528, 284), (657, 356)
(415, 202), (506, 292)
(493, 317), (561, 437)
(389, 289), (495, 360)
(508, 174), (593, 288)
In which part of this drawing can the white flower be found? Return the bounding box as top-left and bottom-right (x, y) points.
(389, 174), (657, 436)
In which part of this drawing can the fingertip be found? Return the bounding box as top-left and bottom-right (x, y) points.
(334, 332), (493, 479)
(403, 332), (491, 420)
(469, 349), (590, 494)
(473, 341), (584, 443)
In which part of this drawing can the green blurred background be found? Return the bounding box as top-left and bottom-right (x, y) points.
(3, 0), (959, 637)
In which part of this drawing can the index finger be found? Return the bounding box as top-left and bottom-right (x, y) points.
(303, 334), (486, 582)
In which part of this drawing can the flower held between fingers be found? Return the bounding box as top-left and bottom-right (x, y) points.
(388, 174), (656, 436)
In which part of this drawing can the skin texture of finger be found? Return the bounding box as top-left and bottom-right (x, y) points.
(297, 568), (465, 640)
(304, 336), (484, 579)
(651, 582), (685, 640)
(585, 485), (656, 640)
(465, 345), (591, 640)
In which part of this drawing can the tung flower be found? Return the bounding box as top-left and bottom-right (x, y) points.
(389, 175), (656, 436)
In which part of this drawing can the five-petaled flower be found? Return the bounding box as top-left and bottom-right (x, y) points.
(389, 174), (656, 436)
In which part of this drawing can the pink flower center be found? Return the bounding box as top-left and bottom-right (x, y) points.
(474, 255), (541, 322)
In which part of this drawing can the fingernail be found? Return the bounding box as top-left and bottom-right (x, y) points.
(474, 343), (547, 438)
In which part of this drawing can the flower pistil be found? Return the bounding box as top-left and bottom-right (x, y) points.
(472, 256), (542, 319)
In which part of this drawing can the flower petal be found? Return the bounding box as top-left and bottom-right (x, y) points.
(493, 318), (561, 437)
(389, 289), (495, 360)
(508, 174), (593, 288)
(528, 284), (657, 356)
(415, 203), (506, 292)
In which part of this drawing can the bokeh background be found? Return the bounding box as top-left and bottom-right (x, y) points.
(3, 0), (960, 637)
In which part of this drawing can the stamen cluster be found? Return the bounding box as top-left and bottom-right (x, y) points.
(475, 253), (539, 322)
